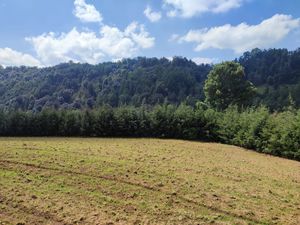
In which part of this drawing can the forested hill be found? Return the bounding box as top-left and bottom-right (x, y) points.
(1, 48), (300, 111)
(0, 57), (211, 111)
(239, 48), (300, 109)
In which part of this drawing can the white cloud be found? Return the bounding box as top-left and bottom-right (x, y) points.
(125, 22), (155, 48)
(0, 48), (41, 67)
(163, 0), (244, 18)
(0, 0), (156, 67)
(179, 14), (300, 53)
(26, 22), (155, 66)
(192, 57), (215, 64)
(144, 5), (162, 22)
(169, 34), (180, 42)
(73, 0), (102, 23)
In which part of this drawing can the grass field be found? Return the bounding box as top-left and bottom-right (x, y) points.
(0, 138), (299, 225)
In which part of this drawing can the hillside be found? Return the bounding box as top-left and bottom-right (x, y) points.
(0, 57), (210, 111)
(0, 138), (299, 224)
(239, 48), (300, 109)
(0, 48), (300, 111)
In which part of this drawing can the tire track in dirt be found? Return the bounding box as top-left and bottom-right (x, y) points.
(0, 194), (72, 225)
(0, 159), (263, 224)
(0, 159), (156, 191)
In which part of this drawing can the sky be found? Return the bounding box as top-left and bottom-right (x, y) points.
(0, 0), (300, 67)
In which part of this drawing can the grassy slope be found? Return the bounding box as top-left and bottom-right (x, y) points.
(0, 138), (299, 225)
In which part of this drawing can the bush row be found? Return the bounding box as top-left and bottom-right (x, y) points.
(0, 104), (299, 160)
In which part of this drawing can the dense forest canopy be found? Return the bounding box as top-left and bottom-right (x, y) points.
(0, 48), (300, 111)
(0, 57), (210, 111)
(238, 48), (300, 109)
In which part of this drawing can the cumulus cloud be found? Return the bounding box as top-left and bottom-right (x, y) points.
(144, 5), (162, 22)
(163, 0), (244, 18)
(125, 22), (155, 48)
(0, 0), (155, 67)
(26, 22), (155, 66)
(168, 34), (180, 42)
(192, 57), (215, 65)
(73, 0), (102, 23)
(0, 48), (41, 67)
(179, 14), (300, 53)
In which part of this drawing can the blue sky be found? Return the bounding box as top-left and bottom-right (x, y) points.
(0, 0), (300, 67)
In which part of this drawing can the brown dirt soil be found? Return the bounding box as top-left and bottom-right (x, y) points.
(0, 138), (299, 225)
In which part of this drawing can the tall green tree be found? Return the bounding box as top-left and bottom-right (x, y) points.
(204, 62), (256, 110)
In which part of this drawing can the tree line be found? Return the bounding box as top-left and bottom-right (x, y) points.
(0, 104), (299, 160)
(1, 47), (300, 111)
(0, 57), (210, 111)
(1, 59), (300, 161)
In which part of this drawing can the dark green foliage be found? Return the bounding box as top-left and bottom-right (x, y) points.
(260, 110), (300, 159)
(0, 57), (210, 111)
(215, 106), (300, 160)
(0, 105), (299, 161)
(217, 106), (269, 149)
(204, 62), (256, 110)
(1, 48), (300, 111)
(239, 48), (299, 86)
(238, 48), (300, 110)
